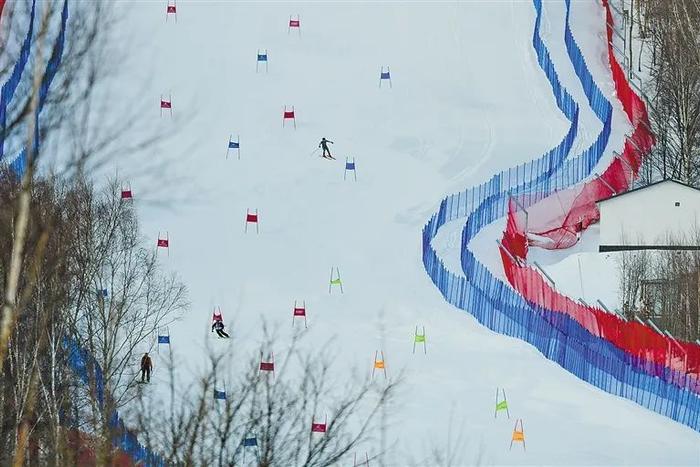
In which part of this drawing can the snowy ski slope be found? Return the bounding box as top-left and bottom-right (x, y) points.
(97, 1), (700, 464)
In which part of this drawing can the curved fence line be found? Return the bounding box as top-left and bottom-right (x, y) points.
(9, 0), (67, 177)
(422, 0), (700, 432)
(0, 0), (37, 161)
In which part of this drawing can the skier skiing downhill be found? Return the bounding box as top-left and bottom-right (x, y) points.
(212, 320), (230, 338)
(319, 137), (335, 159)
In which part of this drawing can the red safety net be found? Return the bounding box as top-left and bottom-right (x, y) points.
(502, 198), (528, 259)
(167, 5), (176, 14)
(289, 19), (300, 28)
(500, 246), (700, 384)
(160, 100), (171, 109)
(518, 0), (654, 250)
(498, 0), (700, 386)
(259, 361), (274, 372)
(157, 238), (169, 248)
(524, 125), (652, 250)
(283, 110), (295, 119)
(246, 213), (258, 222)
(293, 307), (306, 316)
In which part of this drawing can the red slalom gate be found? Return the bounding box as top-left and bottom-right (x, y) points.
(160, 95), (173, 117)
(259, 353), (275, 378)
(282, 106), (296, 129)
(498, 0), (700, 388)
(120, 186), (133, 200)
(292, 300), (307, 327)
(288, 15), (300, 34)
(245, 209), (259, 233)
(311, 415), (327, 433)
(157, 233), (169, 249)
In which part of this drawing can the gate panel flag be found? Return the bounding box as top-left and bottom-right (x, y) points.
(311, 423), (326, 433)
(212, 309), (223, 322)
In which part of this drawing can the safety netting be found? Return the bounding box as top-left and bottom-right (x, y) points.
(509, 122), (652, 250)
(500, 235), (700, 383)
(422, 0), (700, 433)
(500, 0), (700, 389)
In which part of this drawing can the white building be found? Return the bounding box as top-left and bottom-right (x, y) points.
(595, 179), (700, 252)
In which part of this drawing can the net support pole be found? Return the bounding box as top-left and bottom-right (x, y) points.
(533, 261), (556, 290)
(615, 151), (636, 176)
(508, 191), (529, 237)
(597, 299), (627, 321)
(627, 134), (643, 153)
(496, 239), (522, 267)
(647, 318), (664, 335)
(594, 173), (617, 195)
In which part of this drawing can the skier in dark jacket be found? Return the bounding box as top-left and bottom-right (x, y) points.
(212, 320), (230, 338)
(140, 353), (153, 383)
(319, 138), (334, 159)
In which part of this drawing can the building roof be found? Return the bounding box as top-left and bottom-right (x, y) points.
(595, 178), (700, 204)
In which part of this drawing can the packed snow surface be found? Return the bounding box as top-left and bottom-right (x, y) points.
(94, 1), (700, 464)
